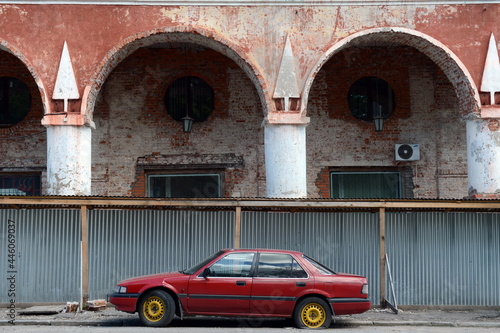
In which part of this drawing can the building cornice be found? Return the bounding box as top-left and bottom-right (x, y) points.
(0, 0), (499, 6)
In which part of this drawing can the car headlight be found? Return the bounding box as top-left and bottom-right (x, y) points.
(114, 286), (127, 294)
(361, 284), (368, 295)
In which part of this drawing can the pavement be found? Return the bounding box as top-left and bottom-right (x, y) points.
(1, 306), (500, 328)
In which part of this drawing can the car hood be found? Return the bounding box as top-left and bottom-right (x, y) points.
(119, 271), (186, 285)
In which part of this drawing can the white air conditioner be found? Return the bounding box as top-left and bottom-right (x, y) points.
(395, 144), (420, 161)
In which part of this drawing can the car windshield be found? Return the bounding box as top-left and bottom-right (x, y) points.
(303, 255), (337, 275)
(181, 250), (226, 275)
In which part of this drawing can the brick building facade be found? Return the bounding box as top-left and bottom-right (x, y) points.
(0, 1), (499, 199)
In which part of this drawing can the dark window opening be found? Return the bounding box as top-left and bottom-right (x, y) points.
(0, 174), (41, 195)
(0, 77), (32, 126)
(348, 76), (395, 122)
(165, 76), (214, 122)
(256, 253), (308, 279)
(148, 173), (221, 198)
(330, 171), (401, 199)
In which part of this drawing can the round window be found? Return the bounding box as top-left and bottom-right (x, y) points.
(348, 76), (395, 121)
(0, 77), (32, 126)
(165, 76), (214, 122)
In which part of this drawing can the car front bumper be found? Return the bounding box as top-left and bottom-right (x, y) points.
(108, 293), (140, 313)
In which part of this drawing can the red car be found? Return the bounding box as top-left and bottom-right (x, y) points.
(108, 249), (371, 329)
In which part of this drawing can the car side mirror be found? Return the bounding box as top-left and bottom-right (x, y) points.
(202, 267), (211, 278)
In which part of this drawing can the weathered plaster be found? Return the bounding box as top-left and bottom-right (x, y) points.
(302, 26), (481, 118)
(467, 118), (500, 195)
(83, 27), (272, 123)
(0, 39), (49, 114)
(264, 124), (307, 198)
(46, 125), (91, 195)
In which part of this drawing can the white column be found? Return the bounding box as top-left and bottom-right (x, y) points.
(264, 123), (307, 198)
(46, 125), (92, 195)
(466, 118), (500, 196)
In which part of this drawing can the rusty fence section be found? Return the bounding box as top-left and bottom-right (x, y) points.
(1, 197), (500, 307)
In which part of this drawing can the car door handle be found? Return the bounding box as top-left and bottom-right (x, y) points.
(236, 281), (246, 286)
(296, 282), (306, 287)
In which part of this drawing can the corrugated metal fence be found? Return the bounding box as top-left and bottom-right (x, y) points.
(1, 206), (499, 306)
(0, 209), (81, 303)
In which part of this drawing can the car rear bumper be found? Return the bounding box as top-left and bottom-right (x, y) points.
(108, 293), (140, 313)
(329, 298), (371, 315)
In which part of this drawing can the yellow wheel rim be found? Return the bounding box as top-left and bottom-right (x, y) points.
(143, 296), (166, 322)
(301, 302), (326, 328)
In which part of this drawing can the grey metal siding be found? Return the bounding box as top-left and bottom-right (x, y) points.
(241, 211), (379, 305)
(1, 207), (499, 306)
(386, 212), (500, 305)
(0, 209), (80, 303)
(88, 210), (234, 299)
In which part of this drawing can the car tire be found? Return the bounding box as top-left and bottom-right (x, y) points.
(293, 297), (332, 329)
(138, 290), (176, 327)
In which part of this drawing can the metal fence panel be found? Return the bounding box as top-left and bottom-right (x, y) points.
(1, 207), (499, 307)
(0, 209), (80, 303)
(88, 210), (234, 299)
(386, 212), (500, 306)
(241, 211), (379, 305)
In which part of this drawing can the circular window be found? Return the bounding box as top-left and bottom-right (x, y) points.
(165, 76), (214, 122)
(348, 76), (395, 121)
(0, 77), (32, 126)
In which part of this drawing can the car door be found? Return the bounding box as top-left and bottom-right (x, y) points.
(187, 252), (255, 314)
(250, 252), (311, 316)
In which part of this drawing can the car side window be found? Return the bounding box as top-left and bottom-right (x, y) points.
(256, 253), (308, 278)
(209, 252), (254, 277)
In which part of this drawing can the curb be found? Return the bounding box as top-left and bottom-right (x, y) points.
(3, 319), (500, 328)
(334, 320), (500, 328)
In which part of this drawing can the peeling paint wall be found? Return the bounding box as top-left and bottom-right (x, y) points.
(0, 3), (497, 198)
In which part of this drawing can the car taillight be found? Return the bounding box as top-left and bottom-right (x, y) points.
(361, 284), (368, 295)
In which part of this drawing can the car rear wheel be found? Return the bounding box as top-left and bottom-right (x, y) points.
(294, 297), (332, 329)
(138, 290), (175, 327)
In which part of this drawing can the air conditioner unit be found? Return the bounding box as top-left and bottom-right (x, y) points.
(395, 144), (420, 161)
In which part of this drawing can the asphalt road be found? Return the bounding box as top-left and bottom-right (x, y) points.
(1, 326), (499, 333)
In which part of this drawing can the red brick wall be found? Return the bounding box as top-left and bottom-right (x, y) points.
(92, 46), (264, 197)
(308, 46), (467, 199)
(0, 51), (46, 172)
(0, 44), (468, 199)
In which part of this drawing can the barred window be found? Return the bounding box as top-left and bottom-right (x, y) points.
(165, 76), (214, 122)
(348, 76), (394, 122)
(148, 173), (221, 198)
(0, 174), (41, 195)
(0, 77), (32, 126)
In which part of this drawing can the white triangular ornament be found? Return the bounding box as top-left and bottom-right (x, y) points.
(53, 41), (79, 111)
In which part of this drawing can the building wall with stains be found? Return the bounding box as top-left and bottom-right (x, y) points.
(0, 2), (498, 198)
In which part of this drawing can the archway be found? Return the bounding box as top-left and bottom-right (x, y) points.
(0, 41), (49, 115)
(303, 27), (480, 118)
(82, 27), (271, 122)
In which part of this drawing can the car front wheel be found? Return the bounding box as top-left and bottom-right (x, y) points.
(294, 297), (332, 329)
(138, 290), (175, 327)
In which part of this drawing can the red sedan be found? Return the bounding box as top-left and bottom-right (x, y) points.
(108, 249), (371, 329)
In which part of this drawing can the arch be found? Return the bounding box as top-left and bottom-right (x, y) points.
(302, 27), (481, 117)
(82, 26), (271, 121)
(0, 41), (50, 115)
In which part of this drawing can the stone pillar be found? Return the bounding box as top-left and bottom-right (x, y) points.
(43, 115), (92, 195)
(264, 112), (309, 198)
(466, 117), (500, 198)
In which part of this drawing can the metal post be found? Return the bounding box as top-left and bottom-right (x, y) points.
(81, 205), (89, 310)
(234, 206), (241, 249)
(379, 207), (386, 306)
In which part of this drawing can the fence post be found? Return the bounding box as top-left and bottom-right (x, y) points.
(379, 207), (386, 306)
(234, 206), (241, 249)
(81, 205), (89, 309)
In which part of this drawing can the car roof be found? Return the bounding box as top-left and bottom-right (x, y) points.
(223, 248), (304, 256)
